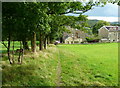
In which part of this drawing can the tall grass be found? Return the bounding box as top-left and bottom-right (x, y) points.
(1, 45), (59, 86)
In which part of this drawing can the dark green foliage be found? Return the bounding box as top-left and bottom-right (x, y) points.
(92, 20), (110, 35)
(86, 37), (100, 43)
(2, 2), (102, 42)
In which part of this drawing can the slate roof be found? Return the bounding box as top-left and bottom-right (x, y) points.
(104, 26), (120, 31)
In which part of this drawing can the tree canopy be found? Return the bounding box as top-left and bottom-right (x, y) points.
(92, 20), (110, 35)
(2, 1), (116, 64)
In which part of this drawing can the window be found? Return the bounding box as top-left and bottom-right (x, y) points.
(119, 33), (120, 36)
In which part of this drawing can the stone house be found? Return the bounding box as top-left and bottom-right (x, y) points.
(63, 26), (90, 44)
(98, 26), (120, 42)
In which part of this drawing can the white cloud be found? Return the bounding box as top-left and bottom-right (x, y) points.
(83, 3), (119, 17)
(65, 3), (119, 22)
(87, 16), (119, 22)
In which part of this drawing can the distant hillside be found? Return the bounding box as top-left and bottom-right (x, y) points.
(110, 22), (120, 26)
(87, 20), (99, 27)
(87, 20), (120, 27)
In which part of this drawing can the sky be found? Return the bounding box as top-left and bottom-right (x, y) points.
(66, 3), (119, 22)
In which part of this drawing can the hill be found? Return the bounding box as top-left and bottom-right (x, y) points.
(87, 20), (99, 27)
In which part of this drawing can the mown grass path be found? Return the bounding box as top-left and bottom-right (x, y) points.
(56, 48), (62, 86)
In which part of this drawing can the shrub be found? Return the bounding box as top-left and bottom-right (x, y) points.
(86, 37), (100, 43)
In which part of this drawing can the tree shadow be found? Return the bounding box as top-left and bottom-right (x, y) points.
(1, 55), (8, 61)
(1, 50), (7, 54)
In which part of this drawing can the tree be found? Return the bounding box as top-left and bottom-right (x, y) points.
(2, 2), (108, 64)
(92, 20), (110, 35)
(2, 3), (20, 64)
(48, 14), (89, 43)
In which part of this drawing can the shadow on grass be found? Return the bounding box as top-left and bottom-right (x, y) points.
(1, 55), (8, 61)
(1, 50), (7, 54)
(2, 64), (49, 86)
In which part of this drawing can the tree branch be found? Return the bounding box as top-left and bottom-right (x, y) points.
(1, 41), (8, 49)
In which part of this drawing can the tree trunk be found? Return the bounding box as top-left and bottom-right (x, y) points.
(49, 37), (53, 44)
(43, 36), (47, 49)
(7, 34), (12, 64)
(39, 33), (43, 50)
(20, 41), (23, 64)
(31, 31), (36, 52)
(60, 37), (63, 43)
(47, 36), (50, 45)
(18, 41), (23, 64)
(18, 42), (21, 63)
(18, 52), (21, 63)
(12, 41), (15, 63)
(22, 39), (29, 50)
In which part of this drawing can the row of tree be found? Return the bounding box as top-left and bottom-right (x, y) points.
(2, 1), (119, 64)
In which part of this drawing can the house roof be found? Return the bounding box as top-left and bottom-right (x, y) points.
(104, 26), (120, 31)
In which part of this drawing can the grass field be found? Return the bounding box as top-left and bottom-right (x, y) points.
(1, 42), (118, 86)
(57, 43), (118, 86)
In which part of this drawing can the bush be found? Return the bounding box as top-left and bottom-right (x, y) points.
(81, 41), (84, 44)
(86, 37), (100, 43)
(36, 42), (39, 46)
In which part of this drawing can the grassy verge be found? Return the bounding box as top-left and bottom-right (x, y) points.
(1, 45), (59, 86)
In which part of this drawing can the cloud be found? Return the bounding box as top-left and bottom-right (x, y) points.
(65, 3), (119, 22)
(83, 3), (119, 17)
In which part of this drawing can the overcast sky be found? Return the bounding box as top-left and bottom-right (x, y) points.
(66, 3), (119, 22)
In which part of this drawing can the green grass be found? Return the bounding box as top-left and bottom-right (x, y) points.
(1, 42), (118, 86)
(57, 43), (118, 86)
(0, 41), (34, 53)
(0, 41), (24, 54)
(1, 42), (59, 86)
